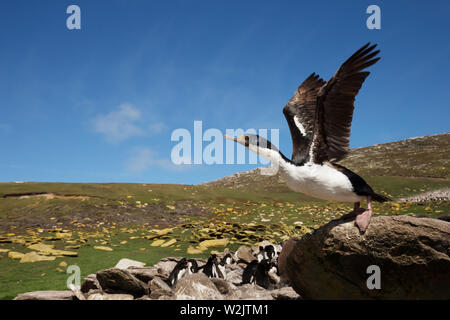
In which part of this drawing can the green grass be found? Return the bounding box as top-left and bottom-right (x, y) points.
(0, 176), (449, 299)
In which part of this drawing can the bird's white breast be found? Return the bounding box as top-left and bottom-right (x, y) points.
(280, 162), (363, 203)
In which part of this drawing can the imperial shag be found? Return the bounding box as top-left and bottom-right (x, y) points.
(225, 43), (390, 233)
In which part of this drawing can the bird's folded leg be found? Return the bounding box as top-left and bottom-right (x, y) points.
(355, 197), (372, 233)
(339, 202), (365, 220)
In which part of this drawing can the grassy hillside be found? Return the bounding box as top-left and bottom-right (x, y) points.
(204, 133), (450, 190)
(341, 133), (450, 179)
(0, 133), (449, 299)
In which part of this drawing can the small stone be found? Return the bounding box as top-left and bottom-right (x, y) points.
(161, 239), (177, 247)
(150, 239), (165, 247)
(14, 291), (74, 300)
(149, 277), (173, 299)
(199, 238), (229, 248)
(94, 246), (113, 251)
(8, 251), (25, 260)
(87, 292), (134, 300)
(235, 246), (254, 263)
(115, 258), (145, 270)
(271, 287), (300, 300)
(187, 246), (204, 254)
(81, 274), (101, 293)
(68, 284), (86, 300)
(20, 252), (56, 263)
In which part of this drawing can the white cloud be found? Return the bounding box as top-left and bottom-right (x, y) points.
(126, 147), (154, 172)
(92, 103), (145, 143)
(125, 147), (191, 173)
(148, 121), (165, 133)
(91, 103), (166, 143)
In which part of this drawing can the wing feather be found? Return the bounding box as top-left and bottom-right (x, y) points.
(311, 43), (380, 163)
(283, 73), (325, 164)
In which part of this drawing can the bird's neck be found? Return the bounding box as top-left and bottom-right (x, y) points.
(257, 148), (293, 169)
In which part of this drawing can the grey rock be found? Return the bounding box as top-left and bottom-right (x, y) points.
(286, 215), (450, 299)
(271, 287), (300, 300)
(96, 268), (148, 297)
(115, 258), (145, 270)
(87, 292), (134, 300)
(135, 295), (152, 300)
(278, 238), (298, 284)
(223, 264), (244, 285)
(232, 284), (273, 300)
(128, 266), (159, 283)
(14, 290), (74, 300)
(149, 276), (173, 299)
(81, 274), (101, 293)
(235, 246), (254, 263)
(174, 273), (223, 300)
(68, 284), (86, 300)
(153, 257), (183, 278)
(211, 278), (236, 295)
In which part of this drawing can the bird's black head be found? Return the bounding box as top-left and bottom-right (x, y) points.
(224, 134), (280, 158)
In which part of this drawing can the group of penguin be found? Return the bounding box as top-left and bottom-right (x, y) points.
(167, 244), (282, 289)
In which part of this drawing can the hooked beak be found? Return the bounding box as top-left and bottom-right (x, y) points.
(224, 135), (238, 142)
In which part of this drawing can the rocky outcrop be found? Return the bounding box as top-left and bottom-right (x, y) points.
(96, 268), (148, 297)
(285, 215), (450, 299)
(14, 242), (297, 300)
(19, 215), (449, 300)
(174, 273), (224, 300)
(81, 274), (101, 293)
(14, 290), (74, 300)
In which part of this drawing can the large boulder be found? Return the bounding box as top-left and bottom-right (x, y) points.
(174, 273), (223, 300)
(285, 216), (450, 299)
(277, 238), (298, 284)
(96, 268), (148, 297)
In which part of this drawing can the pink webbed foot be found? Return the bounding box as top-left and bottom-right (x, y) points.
(339, 202), (364, 221)
(355, 209), (372, 233)
(339, 207), (365, 220)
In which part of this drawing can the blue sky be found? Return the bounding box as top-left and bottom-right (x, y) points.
(0, 0), (449, 184)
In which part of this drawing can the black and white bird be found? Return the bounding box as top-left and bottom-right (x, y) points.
(241, 259), (272, 289)
(167, 258), (189, 287)
(225, 43), (390, 233)
(186, 259), (199, 275)
(200, 254), (224, 279)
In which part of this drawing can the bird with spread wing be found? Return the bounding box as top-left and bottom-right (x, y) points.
(226, 43), (390, 233)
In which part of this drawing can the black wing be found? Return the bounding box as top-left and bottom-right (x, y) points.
(311, 43), (380, 163)
(283, 73), (325, 164)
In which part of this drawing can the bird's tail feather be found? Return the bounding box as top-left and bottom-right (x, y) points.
(372, 193), (391, 203)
